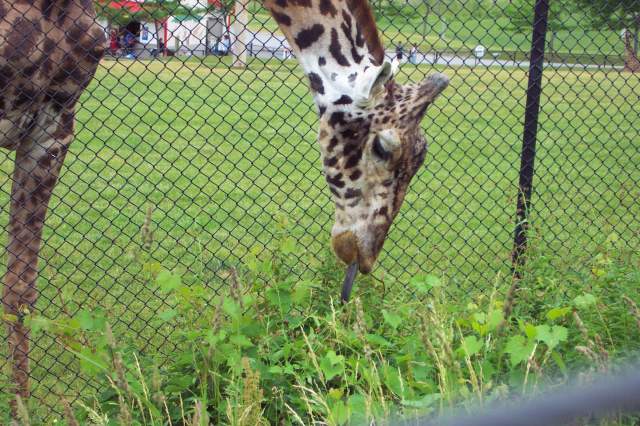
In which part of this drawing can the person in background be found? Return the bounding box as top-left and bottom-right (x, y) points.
(123, 30), (135, 58)
(396, 44), (404, 60)
(221, 34), (231, 55)
(409, 44), (418, 64)
(109, 29), (119, 56)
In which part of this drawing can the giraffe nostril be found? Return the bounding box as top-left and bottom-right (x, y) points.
(331, 231), (358, 265)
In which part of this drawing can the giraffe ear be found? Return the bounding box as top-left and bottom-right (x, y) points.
(355, 59), (399, 108)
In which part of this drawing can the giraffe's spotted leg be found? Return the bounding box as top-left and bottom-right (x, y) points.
(3, 131), (72, 402)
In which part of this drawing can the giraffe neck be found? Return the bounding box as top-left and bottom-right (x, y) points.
(265, 0), (391, 113)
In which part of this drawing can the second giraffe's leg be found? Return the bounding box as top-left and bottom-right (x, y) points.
(2, 130), (72, 400)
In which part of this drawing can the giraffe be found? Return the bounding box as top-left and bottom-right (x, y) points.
(264, 0), (449, 275)
(0, 0), (105, 403)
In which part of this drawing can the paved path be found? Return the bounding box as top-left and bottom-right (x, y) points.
(247, 31), (623, 71)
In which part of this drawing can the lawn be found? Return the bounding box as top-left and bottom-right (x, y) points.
(246, 1), (626, 61)
(0, 55), (638, 419)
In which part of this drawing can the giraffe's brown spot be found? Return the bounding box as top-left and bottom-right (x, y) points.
(349, 169), (362, 180)
(327, 136), (339, 152)
(42, 0), (55, 20)
(270, 9), (291, 26)
(345, 0), (384, 64)
(326, 173), (345, 188)
(44, 91), (77, 112)
(324, 156), (338, 167)
(6, 18), (41, 60)
(12, 86), (39, 109)
(345, 149), (363, 168)
(37, 154), (52, 169)
(341, 10), (364, 64)
(57, 0), (73, 25)
(318, 105), (327, 116)
(308, 72), (325, 95)
(341, 128), (358, 139)
(333, 95), (353, 105)
(294, 24), (325, 49)
(343, 143), (358, 156)
(329, 28), (350, 66)
(376, 206), (389, 217)
(319, 0), (337, 17)
(318, 56), (327, 66)
(25, 207), (46, 228)
(329, 111), (347, 127)
(52, 111), (75, 139)
(0, 65), (13, 89)
(344, 188), (362, 199)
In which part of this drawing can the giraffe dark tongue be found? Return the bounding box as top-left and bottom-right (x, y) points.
(341, 262), (359, 303)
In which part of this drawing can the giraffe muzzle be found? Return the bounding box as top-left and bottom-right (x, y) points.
(331, 230), (376, 275)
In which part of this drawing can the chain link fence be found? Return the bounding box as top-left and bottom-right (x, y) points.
(1, 0), (639, 418)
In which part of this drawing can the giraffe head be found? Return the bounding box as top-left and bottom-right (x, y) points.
(322, 70), (449, 273)
(266, 0), (449, 273)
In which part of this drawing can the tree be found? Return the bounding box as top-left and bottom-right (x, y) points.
(502, 0), (576, 53)
(230, 0), (249, 68)
(572, 0), (640, 71)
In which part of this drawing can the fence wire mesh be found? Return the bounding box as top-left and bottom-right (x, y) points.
(0, 0), (638, 419)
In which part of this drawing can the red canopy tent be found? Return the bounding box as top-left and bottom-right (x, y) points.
(107, 0), (143, 13)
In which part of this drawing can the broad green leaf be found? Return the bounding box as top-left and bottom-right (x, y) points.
(573, 293), (597, 309)
(75, 347), (108, 376)
(382, 309), (402, 330)
(366, 333), (392, 347)
(401, 393), (440, 408)
(504, 335), (535, 367)
(156, 271), (181, 292)
(535, 325), (568, 350)
(328, 400), (349, 425)
(76, 310), (94, 331)
(551, 351), (568, 375)
(458, 335), (483, 357)
(158, 309), (178, 322)
(523, 323), (537, 340)
(487, 310), (503, 331)
(546, 307), (571, 321)
(383, 365), (404, 397)
(292, 280), (313, 304)
(409, 274), (441, 293)
(222, 299), (241, 320)
(268, 366), (283, 374)
(27, 316), (51, 335)
(230, 334), (253, 348)
(320, 351), (344, 381)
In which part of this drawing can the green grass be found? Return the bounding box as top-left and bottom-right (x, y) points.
(4, 231), (640, 424)
(246, 1), (626, 61)
(0, 55), (638, 419)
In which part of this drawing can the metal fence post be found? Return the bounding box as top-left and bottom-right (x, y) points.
(511, 0), (550, 277)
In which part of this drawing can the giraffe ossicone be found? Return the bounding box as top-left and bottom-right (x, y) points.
(266, 0), (450, 274)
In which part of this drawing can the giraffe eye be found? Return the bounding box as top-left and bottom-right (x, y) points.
(372, 129), (400, 162)
(372, 135), (392, 161)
